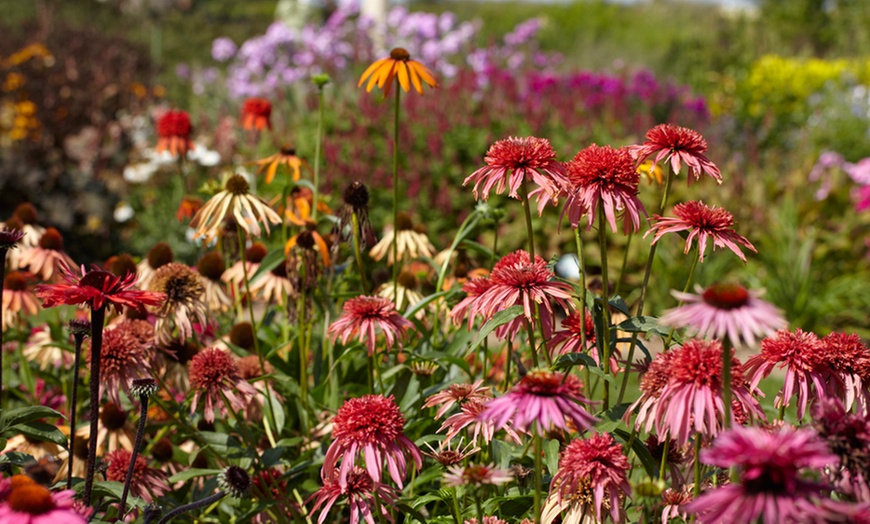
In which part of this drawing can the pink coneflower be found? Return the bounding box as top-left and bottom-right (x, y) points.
(16, 228), (75, 281)
(629, 339), (764, 446)
(813, 397), (870, 496)
(422, 438), (480, 467)
(104, 449), (168, 502)
(189, 348), (258, 423)
(328, 296), (412, 357)
(481, 370), (597, 435)
(544, 432), (631, 524)
(463, 136), (568, 207)
(438, 398), (522, 445)
(546, 310), (615, 369)
(818, 332), (870, 413)
(443, 463), (512, 487)
(562, 144), (647, 234)
(745, 329), (828, 420)
(307, 467), (399, 524)
(466, 250), (574, 340)
(646, 201), (756, 262)
(36, 264), (165, 313)
(90, 320), (155, 406)
(3, 271), (39, 329)
(686, 425), (837, 524)
(323, 395), (422, 489)
(463, 518), (509, 524)
(0, 484), (85, 524)
(630, 123), (722, 184)
(149, 263), (208, 344)
(660, 488), (691, 523)
(423, 380), (491, 420)
(449, 277), (495, 330)
(660, 283), (786, 348)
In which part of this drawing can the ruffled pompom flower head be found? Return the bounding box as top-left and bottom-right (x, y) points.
(155, 109), (193, 157)
(631, 123), (722, 184)
(646, 200), (756, 262)
(328, 296), (412, 356)
(358, 47), (437, 97)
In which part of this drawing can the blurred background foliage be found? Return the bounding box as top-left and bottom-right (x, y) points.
(1, 0), (870, 335)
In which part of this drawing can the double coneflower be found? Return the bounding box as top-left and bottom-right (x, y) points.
(646, 200), (756, 262)
(328, 296), (412, 356)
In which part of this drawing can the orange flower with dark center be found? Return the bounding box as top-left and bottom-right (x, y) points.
(241, 97), (272, 131)
(254, 146), (310, 184)
(176, 196), (202, 223)
(358, 47), (437, 97)
(155, 109), (193, 157)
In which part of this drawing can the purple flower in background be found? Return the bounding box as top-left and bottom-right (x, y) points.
(844, 157), (870, 185)
(504, 18), (541, 47)
(211, 37), (237, 62)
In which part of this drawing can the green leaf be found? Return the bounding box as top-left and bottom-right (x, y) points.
(396, 502), (428, 523)
(553, 353), (615, 384)
(7, 422), (68, 448)
(405, 290), (452, 319)
(198, 431), (243, 454)
(544, 439), (560, 476)
(249, 248), (286, 284)
(615, 316), (670, 338)
(167, 468), (222, 484)
(0, 451), (33, 466)
(608, 295), (631, 316)
(613, 428), (657, 477)
(467, 305), (525, 354)
(494, 495), (534, 518)
(0, 406), (64, 431)
(602, 402), (632, 422)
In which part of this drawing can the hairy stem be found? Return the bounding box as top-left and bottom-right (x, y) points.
(67, 332), (85, 490)
(83, 305), (105, 506)
(118, 395), (150, 518)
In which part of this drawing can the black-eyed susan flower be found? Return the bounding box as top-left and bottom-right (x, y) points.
(254, 146), (310, 185)
(358, 48), (437, 97)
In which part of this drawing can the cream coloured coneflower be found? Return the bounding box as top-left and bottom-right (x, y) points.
(369, 212), (435, 265)
(16, 227), (75, 281)
(149, 263), (208, 344)
(189, 174), (281, 242)
(375, 270), (425, 314)
(135, 242), (174, 291)
(222, 241), (266, 290)
(73, 402), (135, 456)
(21, 326), (70, 370)
(249, 258), (293, 306)
(4, 203), (46, 267)
(195, 251), (232, 312)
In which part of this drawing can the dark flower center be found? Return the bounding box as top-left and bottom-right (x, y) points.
(147, 242), (174, 269)
(296, 231), (316, 250)
(343, 181), (369, 209)
(8, 484), (55, 514)
(397, 271), (418, 289)
(702, 283), (750, 310)
(226, 175), (250, 195)
(105, 254), (137, 277)
(14, 202), (38, 224)
(280, 146), (296, 156)
(396, 211), (414, 231)
(390, 48), (410, 61)
(196, 251), (225, 281)
(79, 269), (114, 291)
(4, 271), (28, 291)
(229, 322), (255, 350)
(151, 438), (174, 463)
(100, 402), (129, 430)
(37, 227), (63, 251)
(245, 242), (268, 263)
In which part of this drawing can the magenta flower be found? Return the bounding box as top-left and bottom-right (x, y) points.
(307, 467), (399, 524)
(646, 200), (756, 262)
(329, 296), (413, 356)
(323, 395), (422, 489)
(686, 425), (837, 524)
(546, 310), (619, 371)
(443, 463), (513, 487)
(544, 433), (631, 523)
(449, 277), (495, 330)
(423, 380), (491, 420)
(438, 399), (521, 445)
(813, 397), (870, 498)
(818, 332), (870, 413)
(0, 485), (85, 524)
(630, 123), (722, 184)
(463, 136), (568, 208)
(660, 283), (786, 348)
(745, 329), (829, 420)
(562, 144), (647, 233)
(481, 370), (597, 435)
(628, 339), (764, 446)
(459, 250), (574, 340)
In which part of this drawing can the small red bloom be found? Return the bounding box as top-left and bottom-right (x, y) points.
(155, 109), (193, 157)
(307, 467), (399, 524)
(646, 200), (756, 262)
(91, 320), (156, 406)
(104, 448), (168, 502)
(241, 97), (272, 131)
(36, 264), (165, 313)
(322, 394), (422, 489)
(562, 144), (647, 233)
(630, 123), (722, 185)
(423, 380), (491, 420)
(818, 332), (870, 412)
(328, 296), (413, 356)
(189, 348), (257, 423)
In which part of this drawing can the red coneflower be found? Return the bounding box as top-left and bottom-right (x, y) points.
(463, 250), (574, 340)
(90, 321), (155, 406)
(16, 228), (75, 281)
(686, 426), (837, 524)
(817, 332), (870, 413)
(3, 271), (39, 329)
(241, 97), (272, 131)
(547, 310), (612, 368)
(629, 339), (763, 446)
(423, 380), (491, 420)
(36, 264), (164, 314)
(155, 109), (193, 157)
(328, 296), (412, 357)
(481, 370), (597, 436)
(646, 200), (756, 262)
(463, 136), (568, 208)
(544, 433), (631, 524)
(660, 283), (786, 348)
(358, 47), (437, 97)
(0, 482), (85, 524)
(322, 394), (422, 489)
(630, 123), (722, 185)
(449, 277), (495, 331)
(562, 144), (647, 234)
(443, 463), (512, 487)
(307, 467), (399, 524)
(104, 449), (168, 503)
(189, 348), (257, 423)
(745, 328), (829, 420)
(813, 397), (870, 498)
(149, 263), (208, 344)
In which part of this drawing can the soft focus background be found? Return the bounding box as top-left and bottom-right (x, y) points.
(2, 0), (870, 335)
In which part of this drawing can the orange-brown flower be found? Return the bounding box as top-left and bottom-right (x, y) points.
(254, 146), (309, 185)
(284, 190), (330, 266)
(358, 47), (437, 97)
(17, 227), (75, 281)
(241, 97), (272, 131)
(176, 196), (202, 223)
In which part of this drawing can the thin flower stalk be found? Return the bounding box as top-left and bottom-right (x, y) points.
(85, 305), (105, 505)
(352, 210), (369, 293)
(118, 380), (157, 519)
(66, 320), (89, 490)
(312, 78), (327, 221)
(391, 87), (400, 303)
(597, 200), (612, 411)
(664, 245), (700, 348)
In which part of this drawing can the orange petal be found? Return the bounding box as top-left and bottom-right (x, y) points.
(413, 61), (437, 88)
(408, 64), (424, 94)
(314, 233), (331, 266)
(284, 235), (298, 255)
(366, 62), (389, 93)
(359, 58), (388, 87)
(265, 160), (279, 184)
(397, 62), (411, 93)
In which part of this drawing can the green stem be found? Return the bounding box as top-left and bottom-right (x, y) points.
(693, 436), (702, 498)
(525, 319), (539, 369)
(723, 339), (733, 429)
(665, 246), (700, 348)
(614, 231), (632, 298)
(351, 211), (369, 293)
(451, 488), (462, 524)
(519, 180), (536, 260)
(118, 395), (149, 518)
(474, 493), (484, 523)
(504, 338), (513, 392)
(617, 167), (674, 405)
(597, 201), (611, 411)
(658, 433), (669, 481)
(368, 354), (375, 395)
(391, 87), (401, 304)
(312, 87), (325, 221)
(534, 432), (543, 524)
